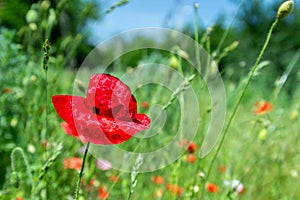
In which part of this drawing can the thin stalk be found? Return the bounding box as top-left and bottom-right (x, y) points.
(74, 142), (90, 200)
(42, 39), (50, 149)
(206, 18), (278, 179)
(193, 4), (201, 72)
(45, 70), (48, 143)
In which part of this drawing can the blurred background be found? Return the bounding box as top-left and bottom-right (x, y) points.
(1, 0), (300, 199)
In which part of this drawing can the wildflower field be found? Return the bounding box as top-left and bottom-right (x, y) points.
(1, 0), (300, 199)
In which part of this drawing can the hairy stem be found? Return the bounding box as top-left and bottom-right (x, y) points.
(74, 142), (90, 200)
(206, 18), (278, 179)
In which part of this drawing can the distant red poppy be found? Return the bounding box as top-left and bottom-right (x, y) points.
(219, 165), (227, 173)
(63, 157), (82, 171)
(166, 183), (183, 196)
(179, 139), (197, 153)
(52, 74), (150, 145)
(98, 186), (109, 199)
(187, 142), (197, 154)
(151, 175), (164, 185)
(141, 101), (149, 109)
(252, 101), (273, 115)
(205, 182), (219, 193)
(15, 198), (23, 200)
(186, 154), (196, 163)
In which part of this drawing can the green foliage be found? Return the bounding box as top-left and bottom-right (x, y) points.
(0, 0), (300, 199)
(0, 0), (101, 66)
(222, 0), (300, 95)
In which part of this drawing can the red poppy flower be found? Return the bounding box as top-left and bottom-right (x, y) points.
(186, 154), (196, 163)
(166, 183), (183, 196)
(151, 175), (164, 185)
(63, 157), (82, 171)
(205, 182), (219, 193)
(252, 101), (273, 115)
(52, 74), (150, 145)
(98, 186), (109, 199)
(187, 142), (197, 154)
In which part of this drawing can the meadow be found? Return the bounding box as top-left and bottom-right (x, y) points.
(0, 0), (299, 199)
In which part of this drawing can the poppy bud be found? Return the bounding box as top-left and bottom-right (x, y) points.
(170, 56), (179, 69)
(26, 10), (38, 23)
(41, 0), (51, 11)
(28, 23), (37, 31)
(277, 0), (294, 19)
(258, 128), (268, 141)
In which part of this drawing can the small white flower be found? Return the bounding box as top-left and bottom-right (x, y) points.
(224, 179), (245, 194)
(193, 185), (200, 193)
(27, 144), (36, 153)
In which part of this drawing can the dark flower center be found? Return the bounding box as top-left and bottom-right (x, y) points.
(92, 107), (100, 115)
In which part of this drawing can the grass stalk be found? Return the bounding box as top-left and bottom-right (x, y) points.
(206, 18), (279, 179)
(74, 142), (90, 200)
(42, 39), (50, 149)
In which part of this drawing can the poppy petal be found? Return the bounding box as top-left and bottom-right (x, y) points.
(86, 74), (136, 119)
(52, 95), (86, 127)
(132, 113), (151, 126)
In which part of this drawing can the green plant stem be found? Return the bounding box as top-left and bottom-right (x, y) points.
(45, 69), (48, 144)
(206, 18), (278, 179)
(74, 142), (90, 200)
(42, 39), (50, 149)
(194, 5), (201, 72)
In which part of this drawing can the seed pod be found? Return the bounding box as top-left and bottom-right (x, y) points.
(277, 0), (294, 19)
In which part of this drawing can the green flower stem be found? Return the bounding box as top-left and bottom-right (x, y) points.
(74, 142), (90, 200)
(206, 18), (279, 179)
(193, 4), (201, 72)
(42, 39), (50, 148)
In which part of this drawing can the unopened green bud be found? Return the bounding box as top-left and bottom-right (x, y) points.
(26, 9), (38, 23)
(194, 3), (199, 9)
(258, 129), (268, 141)
(170, 56), (179, 69)
(28, 23), (37, 31)
(41, 0), (51, 11)
(290, 110), (298, 120)
(277, 0), (294, 19)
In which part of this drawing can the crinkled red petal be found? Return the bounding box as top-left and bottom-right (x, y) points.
(73, 112), (149, 145)
(52, 95), (86, 127)
(53, 74), (151, 145)
(86, 74), (137, 120)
